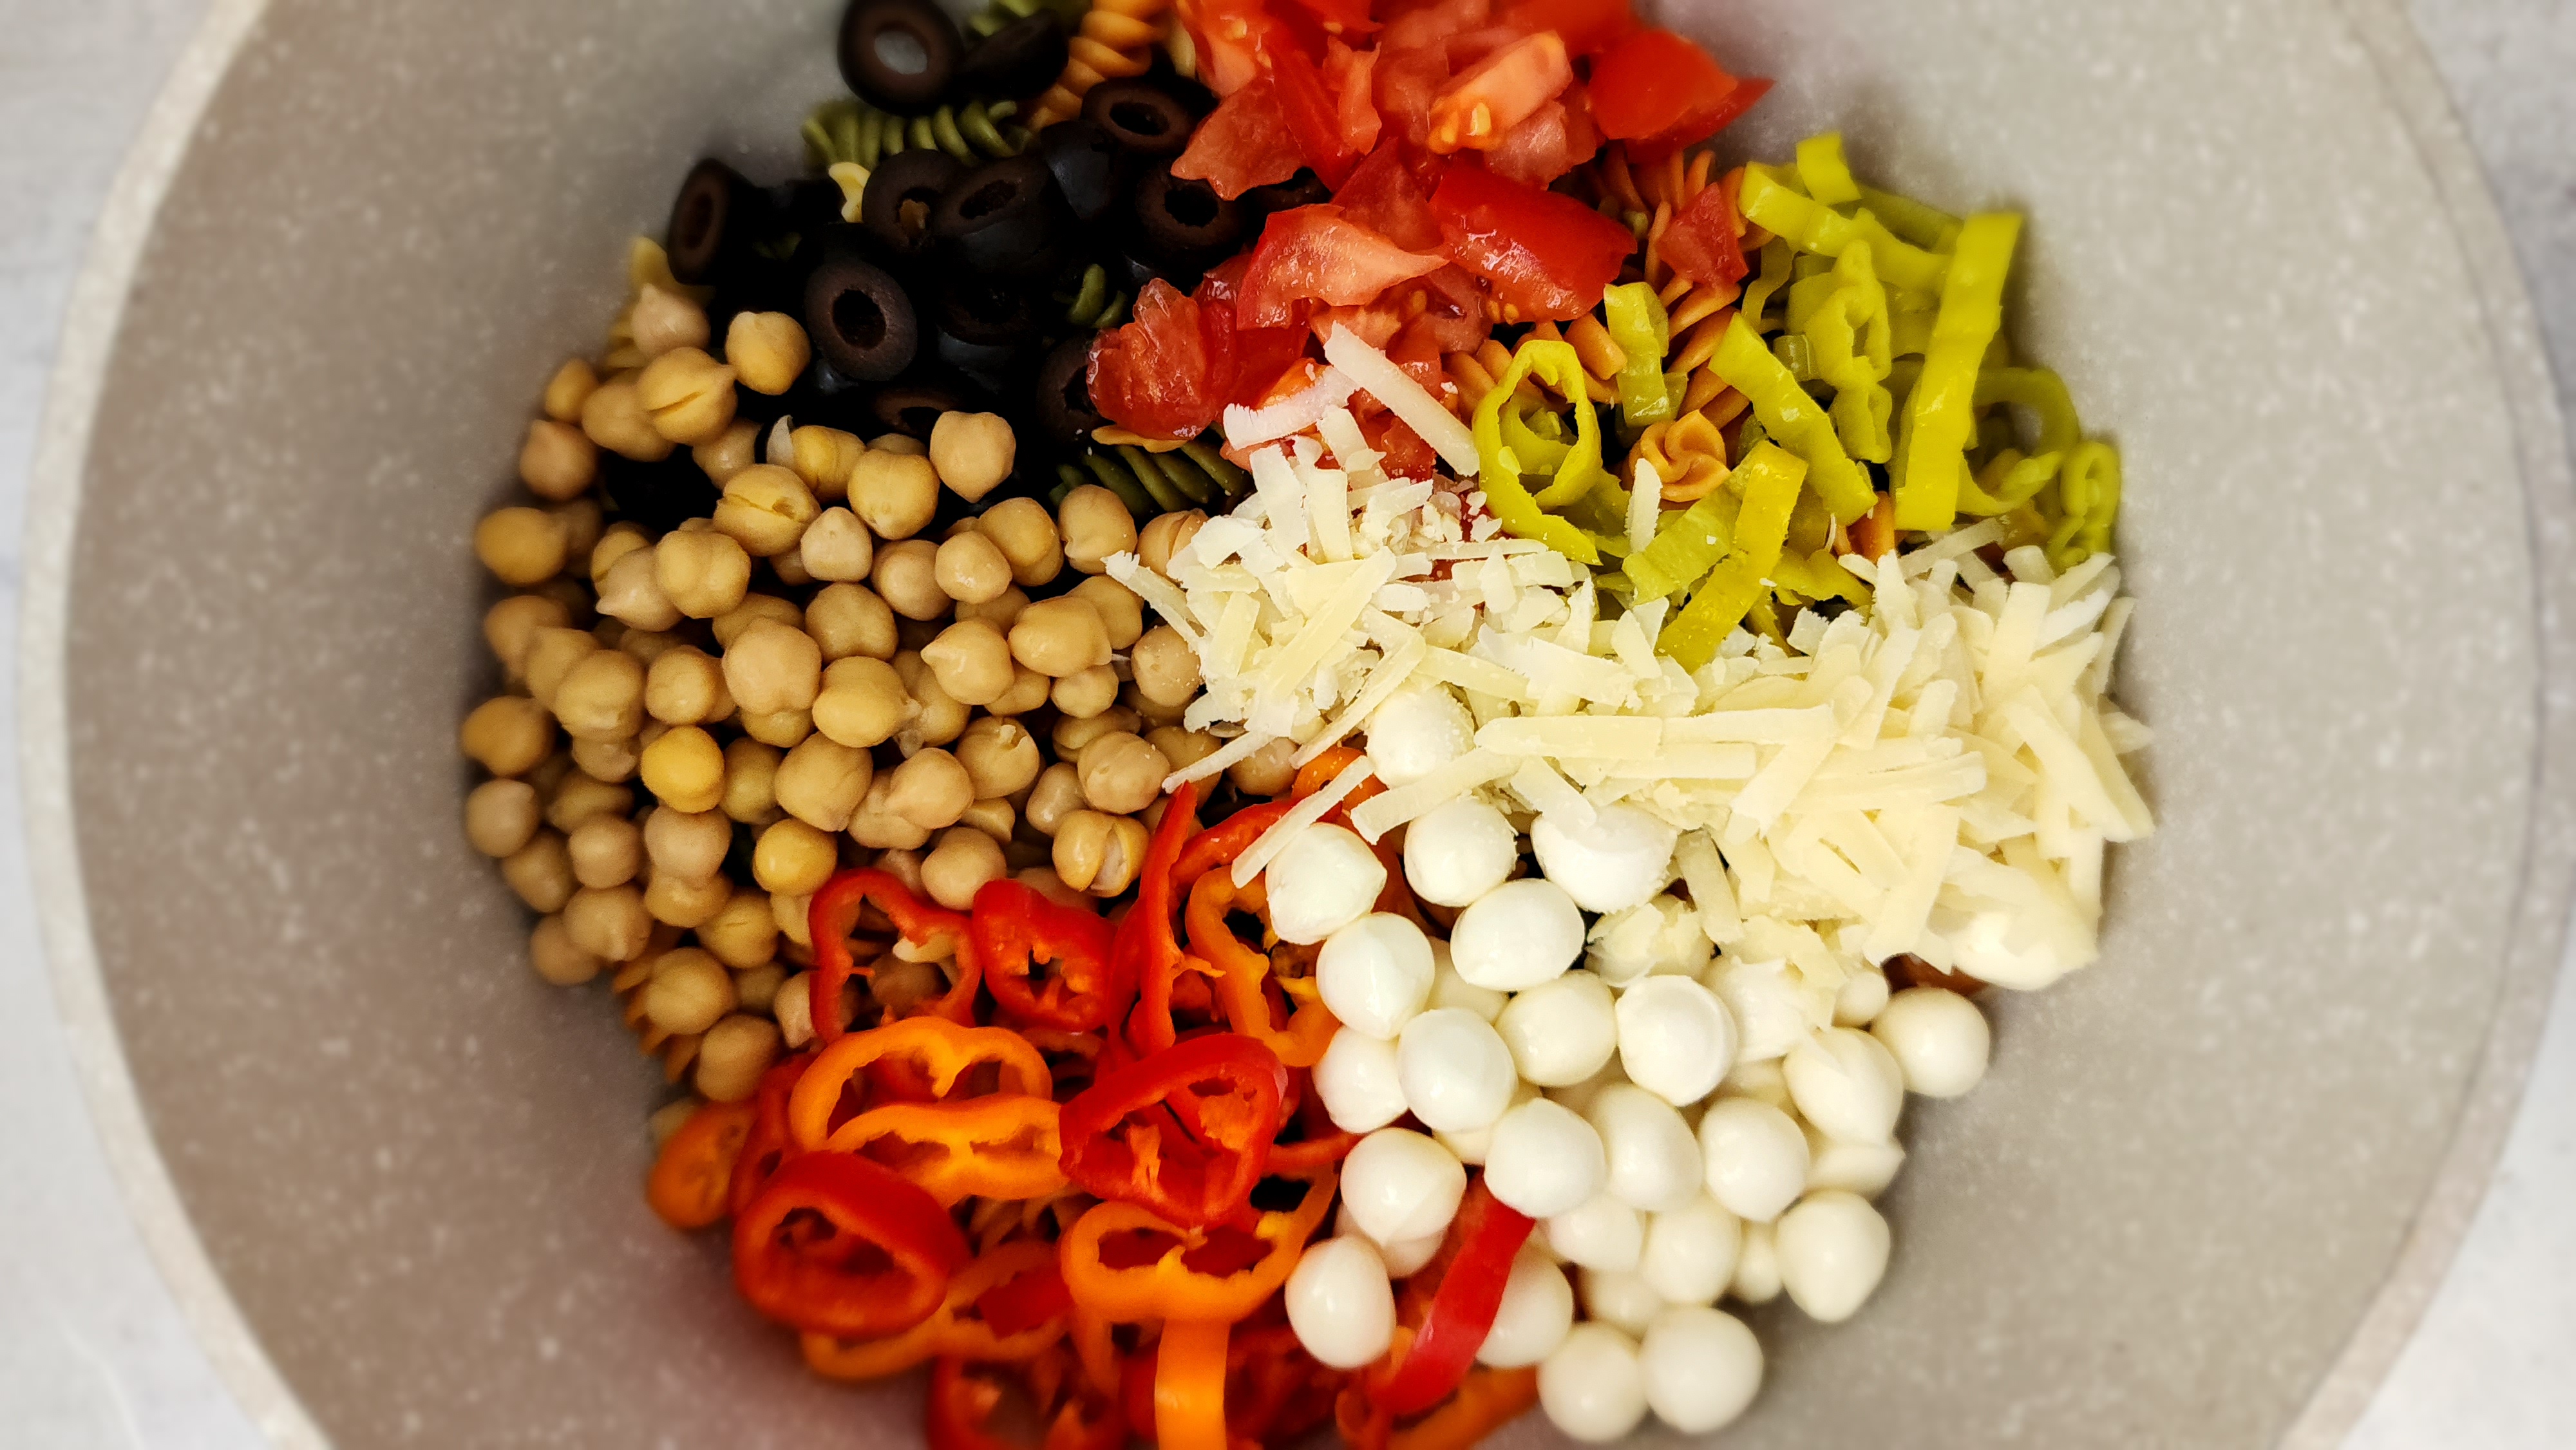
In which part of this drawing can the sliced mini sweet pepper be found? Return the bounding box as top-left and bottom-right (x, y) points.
(810, 867), (975, 1046)
(1156, 1319), (1233, 1450)
(973, 880), (1128, 1033)
(732, 1151), (971, 1339)
(1365, 1180), (1535, 1415)
(1186, 870), (1339, 1068)
(728, 1053), (812, 1220)
(804, 1239), (1074, 1381)
(926, 1346), (1127, 1450)
(1119, 780), (1202, 1055)
(1058, 1163), (1337, 1322)
(1470, 340), (1615, 563)
(1059, 1033), (1289, 1227)
(788, 1016), (1054, 1153)
(1712, 312), (1875, 523)
(1891, 212), (2021, 531)
(645, 1099), (758, 1231)
(1657, 440), (1808, 670)
(820, 1096), (1067, 1205)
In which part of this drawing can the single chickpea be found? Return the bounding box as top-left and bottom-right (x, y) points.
(927, 412), (1016, 503)
(571, 735), (641, 784)
(644, 863), (734, 928)
(801, 508), (875, 584)
(986, 665), (1052, 717)
(698, 890), (779, 970)
(722, 739), (784, 824)
(542, 357), (599, 422)
(1052, 666), (1121, 719)
(891, 654), (970, 748)
(1015, 866), (1090, 910)
(1052, 705), (1141, 760)
(804, 585), (895, 667)
(654, 529), (752, 619)
(1133, 625), (1205, 707)
(529, 914), (602, 986)
(1024, 764), (1086, 838)
(1228, 737), (1299, 797)
(886, 748), (975, 831)
(980, 498), (1064, 587)
(645, 948), (736, 1035)
(713, 593), (802, 650)
(775, 971), (819, 1048)
(871, 540), (949, 621)
(565, 883), (656, 961)
(553, 650), (647, 742)
(502, 831), (576, 912)
(1058, 485), (1137, 575)
(959, 797), (1016, 843)
(518, 420), (599, 502)
(725, 311), (811, 396)
(639, 725), (726, 813)
(475, 507), (569, 587)
(921, 827), (1007, 910)
(934, 531), (1014, 605)
(773, 735), (874, 833)
(643, 647), (730, 726)
(1078, 732), (1171, 815)
(1070, 576), (1145, 650)
(713, 464), (820, 557)
(696, 1015), (783, 1103)
(484, 594), (572, 679)
(789, 426), (867, 504)
(630, 284), (712, 359)
(772, 543), (816, 589)
(849, 450), (941, 541)
(848, 775), (934, 851)
(643, 805), (731, 883)
(739, 707), (814, 749)
(1138, 509), (1208, 578)
(955, 716), (1043, 799)
(545, 774), (634, 832)
(464, 779), (541, 858)
(1009, 598), (1112, 678)
(694, 418), (762, 485)
(773, 890), (816, 950)
(871, 433), (928, 458)
(1053, 810), (1147, 895)
(589, 522), (652, 587)
(922, 620), (1015, 707)
(460, 696), (556, 777)
(734, 963), (787, 1014)
(567, 813), (645, 889)
(753, 818), (840, 896)
(723, 617), (823, 715)
(813, 656), (913, 749)
(1148, 726), (1222, 775)
(638, 346), (739, 446)
(580, 376), (674, 461)
(596, 547), (683, 632)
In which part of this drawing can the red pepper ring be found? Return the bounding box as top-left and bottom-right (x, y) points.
(1056, 1165), (1338, 1324)
(1367, 1182), (1536, 1416)
(973, 880), (1129, 1033)
(927, 1347), (1127, 1450)
(803, 1239), (1074, 1382)
(788, 1016), (1054, 1154)
(809, 867), (973, 1046)
(1186, 871), (1339, 1069)
(728, 1053), (814, 1221)
(731, 1152), (971, 1340)
(1120, 780), (1202, 1055)
(1059, 1033), (1289, 1228)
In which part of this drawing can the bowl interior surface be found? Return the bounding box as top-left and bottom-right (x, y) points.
(44, 0), (2559, 1445)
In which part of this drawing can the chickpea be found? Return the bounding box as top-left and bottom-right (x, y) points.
(799, 591), (891, 673)
(850, 451), (940, 540)
(589, 522), (651, 587)
(1228, 737), (1299, 797)
(922, 827), (1008, 910)
(1122, 623), (1202, 706)
(698, 890), (779, 970)
(1052, 666), (1121, 719)
(543, 357), (599, 422)
(501, 830), (576, 912)
(571, 735), (641, 784)
(553, 650), (647, 742)
(1138, 509), (1208, 579)
(955, 716), (1043, 799)
(771, 543), (816, 589)
(922, 620), (1015, 707)
(565, 883), (655, 961)
(644, 948), (736, 1035)
(638, 807), (725, 885)
(713, 593), (802, 650)
(774, 735), (875, 833)
(987, 665), (1052, 717)
(953, 588), (1028, 637)
(644, 646), (730, 726)
(775, 971), (819, 1048)
(723, 618), (823, 716)
(630, 284), (712, 359)
(640, 725), (726, 813)
(518, 420), (599, 502)
(529, 914), (603, 986)
(696, 1014), (783, 1104)
(959, 797), (1016, 843)
(789, 426), (867, 504)
(849, 775), (934, 851)
(694, 418), (762, 485)
(919, 413), (1011, 504)
(1015, 866), (1090, 910)
(474, 507), (569, 587)
(872, 540), (949, 621)
(1025, 764), (1086, 838)
(871, 433), (927, 458)
(1058, 485), (1137, 575)
(874, 845), (930, 898)
(980, 498), (1064, 588)
(753, 818), (840, 896)
(645, 863), (734, 928)
(616, 627), (684, 668)
(1070, 576), (1145, 650)
(734, 963), (787, 1014)
(886, 748), (975, 832)
(739, 707), (813, 749)
(710, 464), (817, 557)
(552, 498), (605, 561)
(889, 655), (970, 749)
(1078, 732), (1171, 815)
(1148, 726), (1222, 776)
(1054, 810), (1147, 895)
(464, 780), (540, 858)
(813, 656), (913, 749)
(934, 531), (1014, 605)
(484, 595), (571, 679)
(773, 891), (816, 950)
(567, 813), (644, 889)
(636, 345), (737, 445)
(458, 697), (551, 778)
(722, 739), (784, 824)
(1009, 598), (1113, 679)
(546, 774), (634, 832)
(581, 376), (674, 462)
(596, 547), (682, 632)
(1053, 705), (1141, 760)
(802, 508), (875, 583)
(654, 529), (752, 619)
(725, 311), (811, 397)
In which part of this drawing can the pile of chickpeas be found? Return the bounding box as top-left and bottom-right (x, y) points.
(458, 254), (1301, 1110)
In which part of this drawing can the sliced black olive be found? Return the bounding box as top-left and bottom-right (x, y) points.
(934, 155), (1065, 279)
(1243, 169), (1333, 219)
(665, 159), (764, 285)
(599, 453), (712, 534)
(860, 148), (965, 263)
(1035, 118), (1126, 224)
(1081, 80), (1195, 157)
(803, 248), (920, 383)
(1034, 335), (1105, 450)
(870, 375), (978, 440)
(838, 0), (962, 111)
(958, 12), (1069, 100)
(933, 279), (1039, 386)
(1133, 165), (1244, 270)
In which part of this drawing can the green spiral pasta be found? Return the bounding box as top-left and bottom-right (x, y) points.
(804, 99), (1028, 174)
(1057, 438), (1247, 518)
(1059, 265), (1132, 330)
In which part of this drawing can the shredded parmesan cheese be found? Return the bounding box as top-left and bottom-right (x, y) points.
(1233, 756), (1375, 887)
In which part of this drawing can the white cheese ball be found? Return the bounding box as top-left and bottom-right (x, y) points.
(1870, 986), (1991, 1098)
(1450, 878), (1586, 992)
(1477, 1244), (1576, 1368)
(1698, 1097), (1810, 1223)
(1402, 798), (1518, 909)
(1585, 1084), (1704, 1214)
(1774, 1189), (1891, 1323)
(1366, 686), (1474, 788)
(1539, 1323), (1648, 1444)
(1544, 1191), (1645, 1273)
(1640, 1306), (1763, 1433)
(1804, 1127), (1908, 1198)
(1317, 913), (1435, 1040)
(1334, 1204), (1442, 1277)
(1730, 1220), (1781, 1304)
(1495, 971), (1618, 1087)
(1434, 1079), (1535, 1165)
(1783, 1027), (1906, 1145)
(1702, 956), (1828, 1064)
(1285, 1236), (1396, 1370)
(1718, 1057), (1793, 1113)
(1482, 1097), (1606, 1219)
(1530, 805), (1676, 914)
(1832, 964), (1891, 1026)
(1314, 1027), (1408, 1133)
(1574, 1267), (1665, 1337)
(1266, 824), (1386, 945)
(1341, 1128), (1467, 1245)
(1396, 1008), (1519, 1134)
(1426, 947), (1508, 1022)
(1946, 909), (2075, 990)
(1615, 976), (1738, 1106)
(1586, 895), (1710, 988)
(1638, 1193), (1742, 1307)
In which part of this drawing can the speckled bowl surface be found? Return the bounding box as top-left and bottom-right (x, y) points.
(20, 0), (2575, 1446)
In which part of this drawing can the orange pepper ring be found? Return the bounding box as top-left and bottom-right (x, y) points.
(1186, 871), (1338, 1069)
(788, 1016), (1054, 1153)
(802, 1239), (1071, 1381)
(824, 1097), (1068, 1205)
(1056, 1166), (1338, 1323)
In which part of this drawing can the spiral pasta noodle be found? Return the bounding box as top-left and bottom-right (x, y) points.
(805, 98), (1028, 173)
(1627, 412), (1732, 504)
(1028, 0), (1170, 128)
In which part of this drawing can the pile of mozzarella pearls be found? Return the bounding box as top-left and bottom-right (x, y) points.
(1274, 708), (1997, 1441)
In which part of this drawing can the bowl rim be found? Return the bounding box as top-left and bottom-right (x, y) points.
(15, 1), (2571, 1445)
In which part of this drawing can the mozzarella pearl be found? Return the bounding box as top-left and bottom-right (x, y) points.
(1574, 1267), (1665, 1337)
(1946, 908), (2073, 990)
(1730, 1221), (1782, 1304)
(1586, 895), (1709, 988)
(1450, 878), (1586, 991)
(1639, 1306), (1763, 1433)
(1539, 1323), (1647, 1444)
(1544, 1191), (1645, 1272)
(1585, 1083), (1704, 1214)
(1833, 964), (1891, 1026)
(1265, 824), (1385, 945)
(1317, 913), (1435, 1040)
(1870, 986), (1991, 1098)
(1477, 1244), (1576, 1368)
(1638, 1194), (1741, 1307)
(1615, 976), (1738, 1106)
(1366, 686), (1474, 788)
(1482, 1098), (1606, 1219)
(1698, 1097), (1810, 1223)
(1783, 1027), (1906, 1144)
(1427, 948), (1508, 1022)
(1530, 804), (1676, 914)
(1285, 1236), (1396, 1369)
(1314, 1028), (1408, 1133)
(1703, 956), (1821, 1064)
(1495, 971), (1618, 1087)
(1396, 1008), (1518, 1133)
(1436, 1079), (1536, 1165)
(1804, 1125), (1908, 1198)
(1334, 1205), (1442, 1277)
(1401, 798), (1518, 909)
(1341, 1129), (1467, 1245)
(1774, 1190), (1891, 1323)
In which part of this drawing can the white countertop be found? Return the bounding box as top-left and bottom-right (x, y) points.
(2, 1), (2571, 1444)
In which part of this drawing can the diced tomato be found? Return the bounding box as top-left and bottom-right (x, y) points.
(1372, 45), (1452, 153)
(1173, 73), (1306, 200)
(1386, 314), (1449, 393)
(1589, 30), (1757, 158)
(1482, 91), (1600, 185)
(1324, 41), (1383, 156)
(1282, 0), (1379, 37)
(1088, 280), (1236, 440)
(1184, 0), (1281, 97)
(1195, 259), (1314, 410)
(1499, 0), (1640, 56)
(1307, 303), (1403, 351)
(1356, 404), (1439, 480)
(1269, 43), (1360, 187)
(1381, 0), (1490, 53)
(1410, 263), (1493, 353)
(1631, 75), (1772, 160)
(1430, 162), (1633, 321)
(1425, 32), (1571, 153)
(1656, 169), (1750, 288)
(1334, 142), (1442, 250)
(1239, 205), (1446, 327)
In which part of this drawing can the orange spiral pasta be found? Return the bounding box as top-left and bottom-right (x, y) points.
(1028, 0), (1171, 127)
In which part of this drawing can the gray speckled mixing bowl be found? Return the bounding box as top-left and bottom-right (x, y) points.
(19, 0), (2575, 1445)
